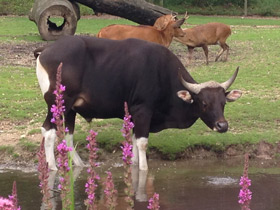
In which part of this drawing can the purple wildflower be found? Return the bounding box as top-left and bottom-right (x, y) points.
(147, 193), (160, 210)
(121, 102), (134, 209)
(50, 62), (66, 140)
(0, 197), (15, 210)
(238, 153), (252, 210)
(57, 140), (73, 207)
(121, 102), (134, 165)
(84, 130), (100, 209)
(5, 181), (21, 210)
(121, 102), (134, 144)
(49, 62), (74, 209)
(0, 187), (21, 210)
(9, 181), (18, 210)
(104, 171), (118, 209)
(121, 142), (133, 165)
(86, 130), (99, 166)
(57, 140), (72, 172)
(37, 138), (52, 210)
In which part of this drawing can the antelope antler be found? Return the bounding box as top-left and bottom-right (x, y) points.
(171, 13), (177, 20)
(184, 11), (189, 20)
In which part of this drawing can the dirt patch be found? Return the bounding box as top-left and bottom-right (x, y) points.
(0, 120), (41, 167)
(0, 34), (232, 69)
(0, 120), (41, 146)
(0, 42), (45, 67)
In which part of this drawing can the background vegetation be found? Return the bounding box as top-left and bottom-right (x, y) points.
(1, 0), (280, 16)
(0, 0), (279, 162)
(0, 14), (279, 161)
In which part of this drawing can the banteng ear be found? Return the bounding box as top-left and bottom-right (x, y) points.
(177, 90), (193, 103)
(226, 90), (242, 102)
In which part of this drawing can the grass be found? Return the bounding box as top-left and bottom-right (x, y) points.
(0, 15), (279, 160)
(0, 145), (14, 154)
(19, 138), (38, 152)
(0, 66), (45, 121)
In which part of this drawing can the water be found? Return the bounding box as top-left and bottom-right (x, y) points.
(0, 159), (280, 210)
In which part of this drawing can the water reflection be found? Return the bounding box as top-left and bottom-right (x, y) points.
(0, 159), (280, 210)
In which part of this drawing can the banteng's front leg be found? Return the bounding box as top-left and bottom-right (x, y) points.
(132, 135), (149, 171)
(136, 137), (149, 171)
(131, 107), (152, 171)
(132, 134), (139, 165)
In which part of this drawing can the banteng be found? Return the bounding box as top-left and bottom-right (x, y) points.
(34, 36), (242, 171)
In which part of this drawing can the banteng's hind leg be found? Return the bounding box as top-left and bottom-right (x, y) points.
(42, 127), (57, 171)
(41, 105), (85, 170)
(64, 109), (85, 167)
(41, 110), (58, 171)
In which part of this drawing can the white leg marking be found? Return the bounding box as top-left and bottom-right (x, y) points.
(65, 134), (85, 167)
(131, 134), (139, 165)
(36, 57), (50, 96)
(136, 137), (148, 171)
(42, 128), (57, 171)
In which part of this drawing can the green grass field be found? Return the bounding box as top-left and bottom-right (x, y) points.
(0, 15), (279, 160)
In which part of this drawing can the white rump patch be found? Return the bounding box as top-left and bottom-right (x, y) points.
(36, 57), (50, 95)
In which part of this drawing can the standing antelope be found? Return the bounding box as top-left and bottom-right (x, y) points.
(97, 15), (186, 48)
(175, 22), (232, 65)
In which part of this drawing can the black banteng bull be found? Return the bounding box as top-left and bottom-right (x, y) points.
(34, 36), (242, 171)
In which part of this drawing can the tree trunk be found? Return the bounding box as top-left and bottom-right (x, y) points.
(29, 0), (80, 41)
(244, 0), (248, 16)
(74, 0), (173, 25)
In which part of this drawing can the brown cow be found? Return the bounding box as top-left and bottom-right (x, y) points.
(97, 16), (186, 48)
(175, 22), (231, 65)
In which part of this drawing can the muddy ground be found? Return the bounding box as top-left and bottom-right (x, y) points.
(0, 30), (279, 169)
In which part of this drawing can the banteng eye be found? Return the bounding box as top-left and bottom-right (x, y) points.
(202, 101), (208, 109)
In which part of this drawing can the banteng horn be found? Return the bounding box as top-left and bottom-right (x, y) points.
(180, 67), (240, 94)
(220, 67), (239, 90)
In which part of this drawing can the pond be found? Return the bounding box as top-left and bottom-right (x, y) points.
(0, 158), (279, 210)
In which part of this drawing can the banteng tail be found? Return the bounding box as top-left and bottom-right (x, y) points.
(34, 45), (49, 58)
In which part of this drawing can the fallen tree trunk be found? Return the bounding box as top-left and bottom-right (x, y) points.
(74, 0), (174, 25)
(29, 0), (173, 40)
(29, 0), (80, 41)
